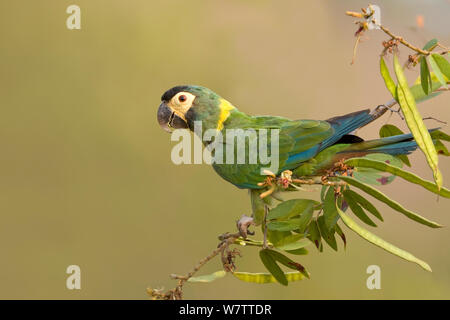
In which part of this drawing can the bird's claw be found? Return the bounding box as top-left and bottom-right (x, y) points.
(236, 214), (255, 239)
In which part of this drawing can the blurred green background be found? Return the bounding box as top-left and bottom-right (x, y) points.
(1, 0), (449, 299)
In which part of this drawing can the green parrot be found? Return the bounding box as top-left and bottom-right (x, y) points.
(157, 85), (423, 190)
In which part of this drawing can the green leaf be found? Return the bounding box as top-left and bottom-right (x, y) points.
(188, 270), (227, 283)
(250, 189), (265, 225)
(267, 199), (318, 220)
(307, 219), (323, 252)
(423, 39), (438, 51)
(233, 271), (306, 284)
(410, 82), (442, 103)
(345, 158), (450, 198)
(285, 248), (309, 255)
(431, 130), (450, 142)
(420, 56), (432, 95)
(336, 176), (443, 228)
(352, 154), (402, 186)
(259, 249), (288, 286)
(273, 234), (310, 251)
(353, 168), (395, 186)
(379, 124), (411, 166)
(297, 207), (314, 234)
(394, 54), (443, 190)
(364, 153), (402, 168)
(435, 140), (450, 156)
(430, 54), (450, 85)
(317, 216), (338, 251)
(379, 124), (404, 137)
(334, 223), (347, 249)
(343, 190), (377, 227)
(380, 56), (397, 99)
(267, 219), (302, 232)
(343, 189), (383, 221)
(264, 249), (310, 279)
(266, 229), (291, 246)
(323, 187), (339, 230)
(336, 203), (432, 272)
(320, 185), (329, 202)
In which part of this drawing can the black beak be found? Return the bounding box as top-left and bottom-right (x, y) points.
(157, 102), (189, 132)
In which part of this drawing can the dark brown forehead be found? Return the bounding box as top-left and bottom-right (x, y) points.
(161, 86), (191, 102)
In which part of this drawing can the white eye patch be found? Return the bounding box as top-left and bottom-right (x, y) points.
(168, 92), (196, 121)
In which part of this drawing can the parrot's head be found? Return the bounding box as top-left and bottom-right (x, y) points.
(157, 85), (235, 133)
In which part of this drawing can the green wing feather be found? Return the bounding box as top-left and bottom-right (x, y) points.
(212, 113), (334, 188)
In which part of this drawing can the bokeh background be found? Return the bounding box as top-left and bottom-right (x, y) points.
(1, 0), (449, 299)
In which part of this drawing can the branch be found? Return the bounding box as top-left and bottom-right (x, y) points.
(346, 6), (449, 63)
(291, 178), (347, 186)
(148, 233), (240, 300)
(378, 25), (429, 55)
(364, 80), (449, 126)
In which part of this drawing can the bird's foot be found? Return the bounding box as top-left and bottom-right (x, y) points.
(236, 214), (255, 239)
(216, 232), (242, 272)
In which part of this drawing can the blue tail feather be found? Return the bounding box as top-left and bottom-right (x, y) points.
(322, 109), (374, 148)
(338, 128), (439, 157)
(368, 140), (419, 155)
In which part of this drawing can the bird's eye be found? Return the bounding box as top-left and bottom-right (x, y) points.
(178, 95), (187, 103)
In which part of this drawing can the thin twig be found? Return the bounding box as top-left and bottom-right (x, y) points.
(351, 33), (362, 65)
(378, 25), (429, 55)
(437, 43), (450, 53)
(292, 178), (347, 186)
(263, 205), (268, 249)
(422, 117), (447, 125)
(347, 7), (448, 62)
(148, 233), (240, 300)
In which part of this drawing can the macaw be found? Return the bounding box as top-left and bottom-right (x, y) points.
(157, 85), (421, 191)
